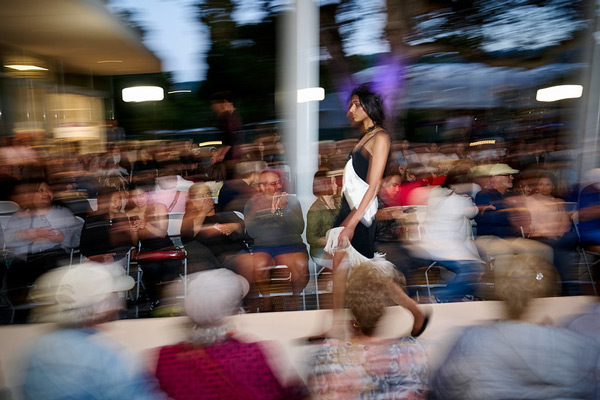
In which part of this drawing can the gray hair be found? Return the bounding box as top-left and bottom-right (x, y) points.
(235, 161), (267, 178)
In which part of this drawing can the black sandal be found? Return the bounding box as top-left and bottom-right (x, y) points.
(412, 310), (431, 337)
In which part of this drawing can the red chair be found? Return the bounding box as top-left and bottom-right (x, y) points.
(131, 247), (188, 300)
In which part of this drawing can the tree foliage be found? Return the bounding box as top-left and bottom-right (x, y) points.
(198, 0), (278, 123)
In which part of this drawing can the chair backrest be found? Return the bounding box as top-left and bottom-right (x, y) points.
(0, 201), (19, 232)
(563, 201), (578, 214)
(87, 198), (98, 212)
(167, 213), (184, 237)
(0, 216), (11, 232)
(0, 201), (19, 216)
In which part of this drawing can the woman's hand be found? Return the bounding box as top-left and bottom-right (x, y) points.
(337, 225), (355, 248)
(193, 197), (213, 214)
(270, 192), (288, 214)
(131, 219), (144, 232)
(36, 227), (64, 242)
(212, 222), (241, 236)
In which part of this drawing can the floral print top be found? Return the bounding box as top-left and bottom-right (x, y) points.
(308, 337), (428, 400)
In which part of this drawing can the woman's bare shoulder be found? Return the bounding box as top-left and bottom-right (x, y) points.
(149, 202), (168, 215)
(365, 130), (391, 153)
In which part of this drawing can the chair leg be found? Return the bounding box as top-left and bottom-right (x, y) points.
(183, 258), (188, 299)
(313, 261), (320, 310)
(0, 290), (15, 324)
(425, 261), (438, 298)
(581, 249), (598, 296)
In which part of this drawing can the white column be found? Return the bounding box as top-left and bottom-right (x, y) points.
(279, 0), (320, 228)
(578, 4), (600, 174)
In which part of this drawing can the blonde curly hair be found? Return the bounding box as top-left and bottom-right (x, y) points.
(494, 254), (560, 319)
(346, 261), (406, 336)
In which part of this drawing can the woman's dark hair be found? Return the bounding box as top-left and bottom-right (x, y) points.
(350, 84), (385, 127)
(128, 180), (154, 193)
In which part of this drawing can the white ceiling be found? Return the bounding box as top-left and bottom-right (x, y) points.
(0, 0), (162, 76)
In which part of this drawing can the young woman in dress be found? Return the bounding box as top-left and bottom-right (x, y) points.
(327, 84), (425, 336)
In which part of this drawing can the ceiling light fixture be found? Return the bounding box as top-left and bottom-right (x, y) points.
(5, 65), (48, 71)
(297, 87), (325, 103)
(122, 86), (164, 102)
(536, 85), (583, 102)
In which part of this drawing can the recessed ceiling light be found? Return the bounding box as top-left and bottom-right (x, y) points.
(536, 85), (583, 102)
(122, 86), (164, 102)
(5, 65), (48, 71)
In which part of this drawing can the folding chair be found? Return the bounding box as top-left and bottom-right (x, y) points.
(574, 223), (598, 296)
(129, 212), (188, 300)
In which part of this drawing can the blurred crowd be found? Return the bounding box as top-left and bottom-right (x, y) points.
(1, 129), (600, 398)
(0, 131), (599, 314)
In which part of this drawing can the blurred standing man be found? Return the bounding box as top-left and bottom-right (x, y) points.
(210, 92), (244, 177)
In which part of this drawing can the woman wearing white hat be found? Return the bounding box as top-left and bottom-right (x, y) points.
(23, 263), (166, 399)
(154, 269), (306, 399)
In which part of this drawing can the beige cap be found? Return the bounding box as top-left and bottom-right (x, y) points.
(471, 164), (494, 177)
(488, 163), (519, 176)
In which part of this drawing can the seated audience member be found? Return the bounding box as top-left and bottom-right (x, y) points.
(378, 164), (403, 207)
(132, 147), (159, 184)
(127, 183), (181, 306)
(474, 163), (524, 237)
(392, 139), (420, 168)
(217, 161), (265, 213)
(400, 163), (434, 206)
(577, 168), (600, 245)
(474, 163), (553, 268)
(526, 173), (579, 294)
(23, 263), (166, 399)
(306, 170), (339, 267)
(469, 164), (493, 199)
(308, 261), (429, 399)
(154, 269), (306, 399)
(431, 254), (600, 399)
(5, 179), (83, 301)
(411, 166), (484, 302)
(152, 165), (193, 213)
(80, 187), (132, 267)
(419, 142), (445, 168)
(181, 183), (253, 289)
(244, 170), (308, 311)
(374, 165), (414, 277)
(103, 142), (131, 178)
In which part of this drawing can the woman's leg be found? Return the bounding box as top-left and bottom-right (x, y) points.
(388, 282), (427, 336)
(233, 252), (261, 312)
(274, 252), (308, 311)
(252, 252), (275, 311)
(327, 249), (352, 337)
(434, 260), (484, 302)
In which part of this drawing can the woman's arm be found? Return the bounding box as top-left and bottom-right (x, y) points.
(181, 197), (213, 239)
(138, 203), (169, 240)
